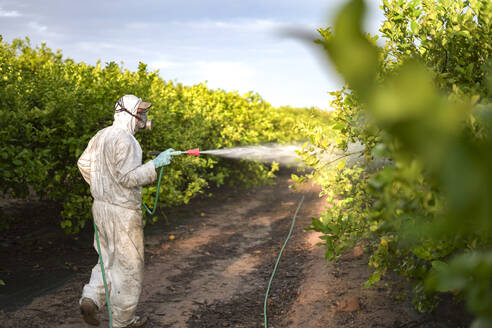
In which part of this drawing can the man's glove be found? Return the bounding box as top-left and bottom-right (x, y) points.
(152, 148), (175, 168)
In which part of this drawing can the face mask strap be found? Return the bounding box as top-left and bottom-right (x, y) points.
(116, 99), (145, 122)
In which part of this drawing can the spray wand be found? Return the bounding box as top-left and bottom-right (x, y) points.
(150, 148), (200, 157)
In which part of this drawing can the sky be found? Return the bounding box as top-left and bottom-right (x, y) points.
(0, 0), (384, 109)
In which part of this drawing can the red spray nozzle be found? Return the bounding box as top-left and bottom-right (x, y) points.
(185, 148), (200, 157)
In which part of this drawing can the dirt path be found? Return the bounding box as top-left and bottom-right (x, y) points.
(1, 170), (467, 327)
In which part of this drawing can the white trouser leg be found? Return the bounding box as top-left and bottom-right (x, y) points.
(110, 205), (144, 327)
(81, 201), (114, 309)
(81, 201), (144, 328)
(81, 260), (112, 309)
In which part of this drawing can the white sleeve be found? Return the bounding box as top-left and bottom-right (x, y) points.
(113, 135), (157, 188)
(77, 136), (96, 185)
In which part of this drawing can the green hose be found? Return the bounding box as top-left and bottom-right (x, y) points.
(263, 194), (305, 328)
(94, 166), (165, 328)
(142, 166), (165, 215)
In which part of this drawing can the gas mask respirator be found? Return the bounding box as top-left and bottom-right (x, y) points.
(136, 110), (153, 131)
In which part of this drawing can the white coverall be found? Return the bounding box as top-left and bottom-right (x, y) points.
(77, 95), (157, 327)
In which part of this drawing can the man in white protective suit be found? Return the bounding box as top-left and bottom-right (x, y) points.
(77, 95), (174, 327)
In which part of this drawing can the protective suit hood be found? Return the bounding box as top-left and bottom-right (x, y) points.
(113, 95), (142, 135)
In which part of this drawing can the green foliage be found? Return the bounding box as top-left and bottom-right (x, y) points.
(301, 0), (492, 324)
(427, 251), (492, 320)
(0, 36), (326, 233)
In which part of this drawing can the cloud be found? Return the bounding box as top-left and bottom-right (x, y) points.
(28, 22), (47, 33)
(195, 60), (256, 83)
(206, 19), (284, 30)
(70, 41), (150, 59)
(149, 60), (182, 70)
(148, 59), (257, 92)
(0, 7), (21, 17)
(125, 22), (160, 31)
(75, 41), (118, 51)
(169, 18), (298, 32)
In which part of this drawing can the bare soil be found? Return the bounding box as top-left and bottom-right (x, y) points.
(0, 169), (470, 327)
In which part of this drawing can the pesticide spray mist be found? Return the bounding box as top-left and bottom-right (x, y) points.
(199, 143), (365, 166)
(200, 144), (303, 165)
